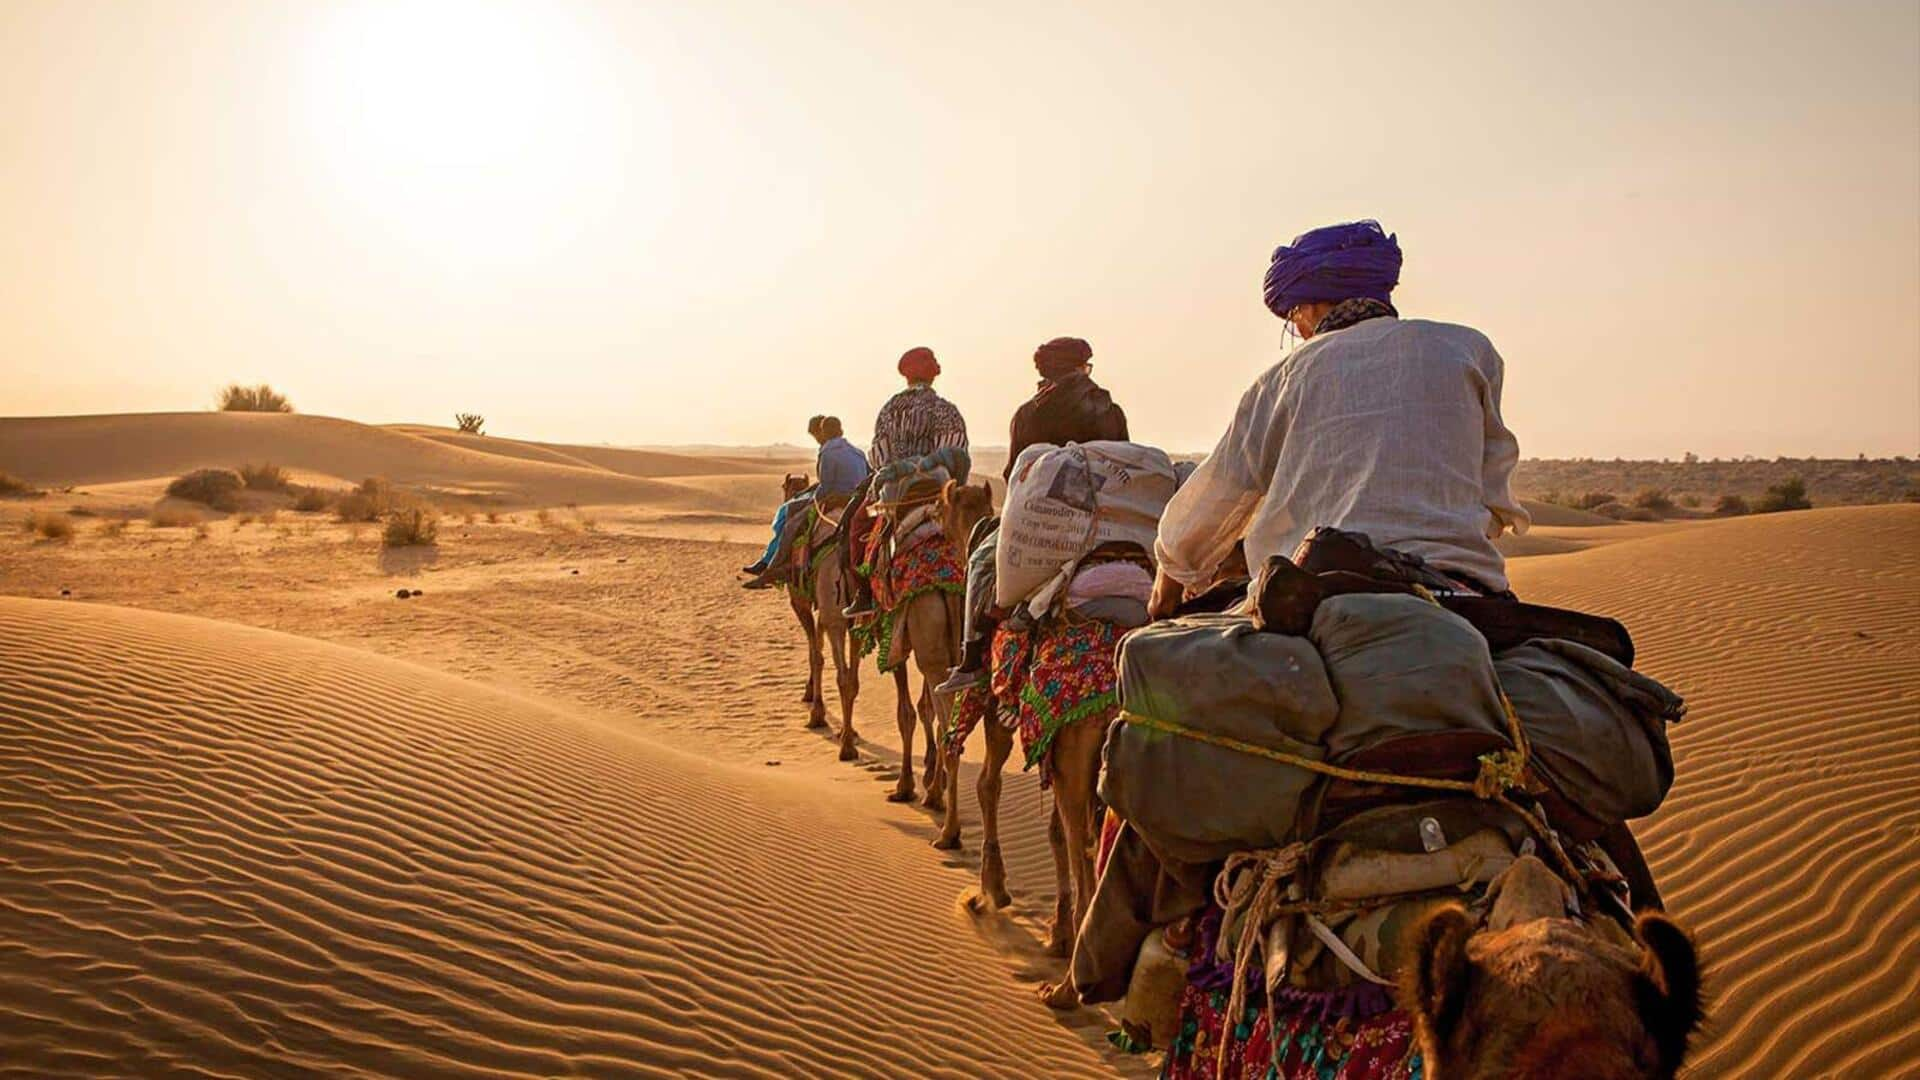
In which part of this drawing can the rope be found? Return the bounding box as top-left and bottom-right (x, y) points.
(1211, 844), (1305, 1080)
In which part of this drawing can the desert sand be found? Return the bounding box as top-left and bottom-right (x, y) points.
(2, 412), (1917, 1078)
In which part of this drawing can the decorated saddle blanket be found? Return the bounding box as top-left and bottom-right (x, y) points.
(1162, 906), (1420, 1080)
(853, 523), (964, 672)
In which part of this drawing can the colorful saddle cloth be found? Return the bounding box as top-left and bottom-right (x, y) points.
(943, 617), (1125, 783)
(853, 523), (964, 672)
(1162, 907), (1421, 1080)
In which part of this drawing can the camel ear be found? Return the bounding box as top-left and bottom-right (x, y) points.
(1632, 912), (1703, 1069)
(1400, 903), (1476, 1047)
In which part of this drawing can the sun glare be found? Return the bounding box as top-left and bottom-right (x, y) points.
(300, 0), (652, 265)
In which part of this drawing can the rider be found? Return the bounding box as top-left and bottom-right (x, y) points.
(840, 346), (969, 619)
(743, 415), (870, 589)
(1148, 219), (1529, 619)
(935, 336), (1129, 693)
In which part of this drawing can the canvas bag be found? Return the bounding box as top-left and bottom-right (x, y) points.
(995, 441), (1177, 610)
(1101, 614), (1340, 864)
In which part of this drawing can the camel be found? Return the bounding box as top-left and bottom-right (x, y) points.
(782, 476), (861, 761)
(1400, 855), (1704, 1079)
(863, 478), (972, 808)
(927, 481), (1107, 972)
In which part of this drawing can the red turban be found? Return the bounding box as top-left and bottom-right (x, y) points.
(898, 346), (940, 382)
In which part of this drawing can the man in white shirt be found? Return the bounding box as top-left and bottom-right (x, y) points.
(1150, 220), (1529, 617)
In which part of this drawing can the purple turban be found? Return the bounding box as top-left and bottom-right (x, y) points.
(1262, 220), (1402, 318)
(1034, 336), (1093, 380)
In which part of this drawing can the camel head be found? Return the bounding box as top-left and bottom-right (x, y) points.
(1399, 856), (1703, 1080)
(938, 480), (995, 554)
(782, 473), (811, 501)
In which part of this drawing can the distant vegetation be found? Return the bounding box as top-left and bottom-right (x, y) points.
(292, 487), (334, 513)
(149, 505), (204, 528)
(165, 468), (245, 511)
(217, 383), (294, 413)
(1517, 457), (1918, 517)
(455, 413), (485, 435)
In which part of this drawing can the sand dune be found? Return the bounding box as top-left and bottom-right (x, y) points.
(0, 597), (1132, 1079)
(1509, 505), (1920, 1078)
(0, 413), (781, 510)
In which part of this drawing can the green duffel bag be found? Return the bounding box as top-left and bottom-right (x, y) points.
(1101, 614), (1340, 864)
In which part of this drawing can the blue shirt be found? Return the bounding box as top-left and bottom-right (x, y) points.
(816, 436), (871, 497)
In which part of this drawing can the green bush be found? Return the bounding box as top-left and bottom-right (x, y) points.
(1754, 476), (1812, 514)
(165, 468), (245, 511)
(217, 383), (293, 412)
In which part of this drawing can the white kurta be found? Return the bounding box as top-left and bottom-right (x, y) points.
(1155, 316), (1529, 594)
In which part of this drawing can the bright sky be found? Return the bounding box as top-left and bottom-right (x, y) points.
(3, 0), (1916, 458)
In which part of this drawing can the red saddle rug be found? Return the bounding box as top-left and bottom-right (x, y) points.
(852, 524), (964, 672)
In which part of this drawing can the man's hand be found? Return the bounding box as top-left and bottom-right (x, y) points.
(1148, 568), (1185, 621)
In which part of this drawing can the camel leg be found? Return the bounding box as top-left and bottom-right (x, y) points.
(916, 677), (945, 812)
(975, 716), (1013, 908)
(1042, 803), (1073, 957)
(826, 619), (860, 761)
(932, 723), (964, 850)
(790, 590), (820, 709)
(887, 663), (916, 802)
(805, 615), (827, 730)
(1038, 718), (1104, 1010)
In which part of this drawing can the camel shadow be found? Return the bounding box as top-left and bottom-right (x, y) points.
(378, 545), (439, 577)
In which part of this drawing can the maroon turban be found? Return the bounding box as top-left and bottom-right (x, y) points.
(1034, 336), (1093, 380)
(898, 346), (940, 382)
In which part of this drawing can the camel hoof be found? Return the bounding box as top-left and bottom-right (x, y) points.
(886, 786), (915, 804)
(1037, 981), (1079, 1011)
(837, 743), (860, 762)
(805, 713), (827, 730)
(920, 791), (944, 812)
(1043, 932), (1072, 958)
(931, 832), (961, 851)
(989, 886), (1013, 909)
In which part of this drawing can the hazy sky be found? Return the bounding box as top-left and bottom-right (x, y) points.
(4, 0), (1916, 458)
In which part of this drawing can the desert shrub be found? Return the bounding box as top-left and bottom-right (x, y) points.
(96, 518), (130, 539)
(0, 471), (41, 498)
(238, 462), (290, 492)
(235, 513), (256, 527)
(335, 477), (399, 522)
(1679, 494), (1702, 509)
(382, 508), (439, 547)
(1575, 491), (1618, 511)
(1754, 476), (1812, 514)
(1631, 488), (1676, 515)
(259, 509), (279, 526)
(454, 412), (485, 435)
(292, 486), (333, 512)
(1714, 494), (1750, 516)
(149, 504), (204, 528)
(217, 383), (293, 413)
(166, 468), (244, 511)
(28, 512), (75, 541)
(1593, 501), (1657, 522)
(193, 523), (210, 540)
(485, 511), (500, 524)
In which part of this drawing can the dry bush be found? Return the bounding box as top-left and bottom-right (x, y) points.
(235, 513), (256, 527)
(150, 504), (204, 528)
(534, 507), (554, 529)
(217, 383), (293, 413)
(1593, 500), (1658, 522)
(28, 512), (75, 541)
(382, 508), (439, 547)
(292, 486), (333, 513)
(1715, 493), (1751, 516)
(96, 518), (130, 539)
(166, 468), (245, 511)
(454, 412), (485, 435)
(574, 508), (599, 532)
(0, 471), (41, 498)
(1631, 488), (1676, 515)
(193, 523), (210, 541)
(259, 509), (279, 526)
(1575, 491), (1618, 511)
(239, 462), (291, 492)
(1754, 476), (1813, 514)
(334, 479), (398, 523)
(485, 511), (500, 524)
(1679, 493), (1702, 509)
